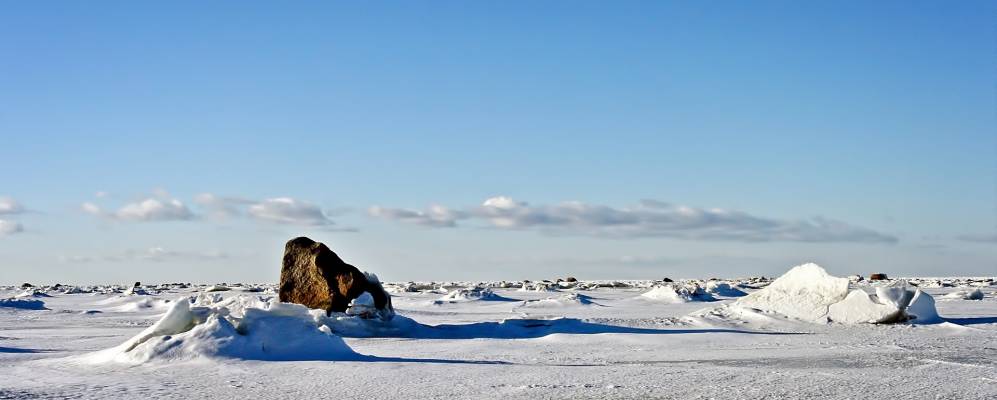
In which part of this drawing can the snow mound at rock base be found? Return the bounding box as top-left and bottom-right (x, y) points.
(82, 298), (359, 364)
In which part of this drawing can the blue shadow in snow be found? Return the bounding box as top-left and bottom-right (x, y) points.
(0, 346), (50, 354)
(945, 317), (997, 325)
(361, 318), (802, 340)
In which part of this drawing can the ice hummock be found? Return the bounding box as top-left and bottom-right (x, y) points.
(82, 298), (359, 364)
(433, 286), (510, 304)
(716, 263), (942, 324)
(733, 263), (849, 323)
(641, 284), (716, 303)
(942, 288), (985, 300)
(704, 281), (747, 297)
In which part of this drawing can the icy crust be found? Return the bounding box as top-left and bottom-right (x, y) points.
(712, 263), (943, 325)
(82, 297), (360, 364)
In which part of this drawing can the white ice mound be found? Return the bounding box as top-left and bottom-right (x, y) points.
(520, 293), (600, 307)
(734, 263), (849, 322)
(827, 290), (904, 324)
(729, 263), (941, 324)
(520, 281), (559, 292)
(942, 288), (984, 301)
(84, 298), (358, 364)
(434, 287), (499, 304)
(642, 284), (716, 303)
(15, 290), (51, 298)
(346, 292), (377, 318)
(905, 289), (942, 323)
(705, 281), (747, 297)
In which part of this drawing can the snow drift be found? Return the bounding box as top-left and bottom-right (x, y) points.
(83, 297), (359, 364)
(725, 263), (941, 324)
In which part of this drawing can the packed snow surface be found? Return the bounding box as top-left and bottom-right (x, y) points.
(0, 270), (994, 399)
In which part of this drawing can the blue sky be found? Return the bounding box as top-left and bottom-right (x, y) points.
(1, 1), (994, 283)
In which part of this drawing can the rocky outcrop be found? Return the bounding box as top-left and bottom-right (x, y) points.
(278, 237), (393, 319)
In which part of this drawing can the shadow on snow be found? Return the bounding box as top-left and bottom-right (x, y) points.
(340, 317), (802, 340)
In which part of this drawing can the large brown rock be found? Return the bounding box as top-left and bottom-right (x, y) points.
(869, 273), (889, 281)
(278, 237), (393, 318)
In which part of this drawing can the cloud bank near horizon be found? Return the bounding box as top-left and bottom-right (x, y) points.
(369, 196), (898, 244)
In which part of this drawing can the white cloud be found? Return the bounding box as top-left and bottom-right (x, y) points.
(0, 197), (24, 215)
(109, 198), (195, 221)
(84, 191), (342, 227)
(81, 190), (194, 222)
(0, 219), (24, 236)
(371, 196), (898, 244)
(193, 193), (254, 219)
(368, 204), (467, 227)
(247, 197), (332, 226)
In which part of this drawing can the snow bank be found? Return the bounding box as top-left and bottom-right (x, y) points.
(0, 298), (47, 310)
(642, 284), (716, 303)
(83, 298), (359, 364)
(726, 263), (941, 324)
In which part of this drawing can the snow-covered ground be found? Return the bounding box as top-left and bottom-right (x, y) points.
(1, 272), (995, 399)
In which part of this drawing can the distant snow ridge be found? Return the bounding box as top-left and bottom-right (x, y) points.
(521, 293), (602, 308)
(642, 284), (716, 303)
(520, 281), (559, 292)
(15, 290), (51, 298)
(728, 263), (941, 324)
(82, 298), (359, 364)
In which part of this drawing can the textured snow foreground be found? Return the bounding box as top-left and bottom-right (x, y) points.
(1, 265), (995, 399)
